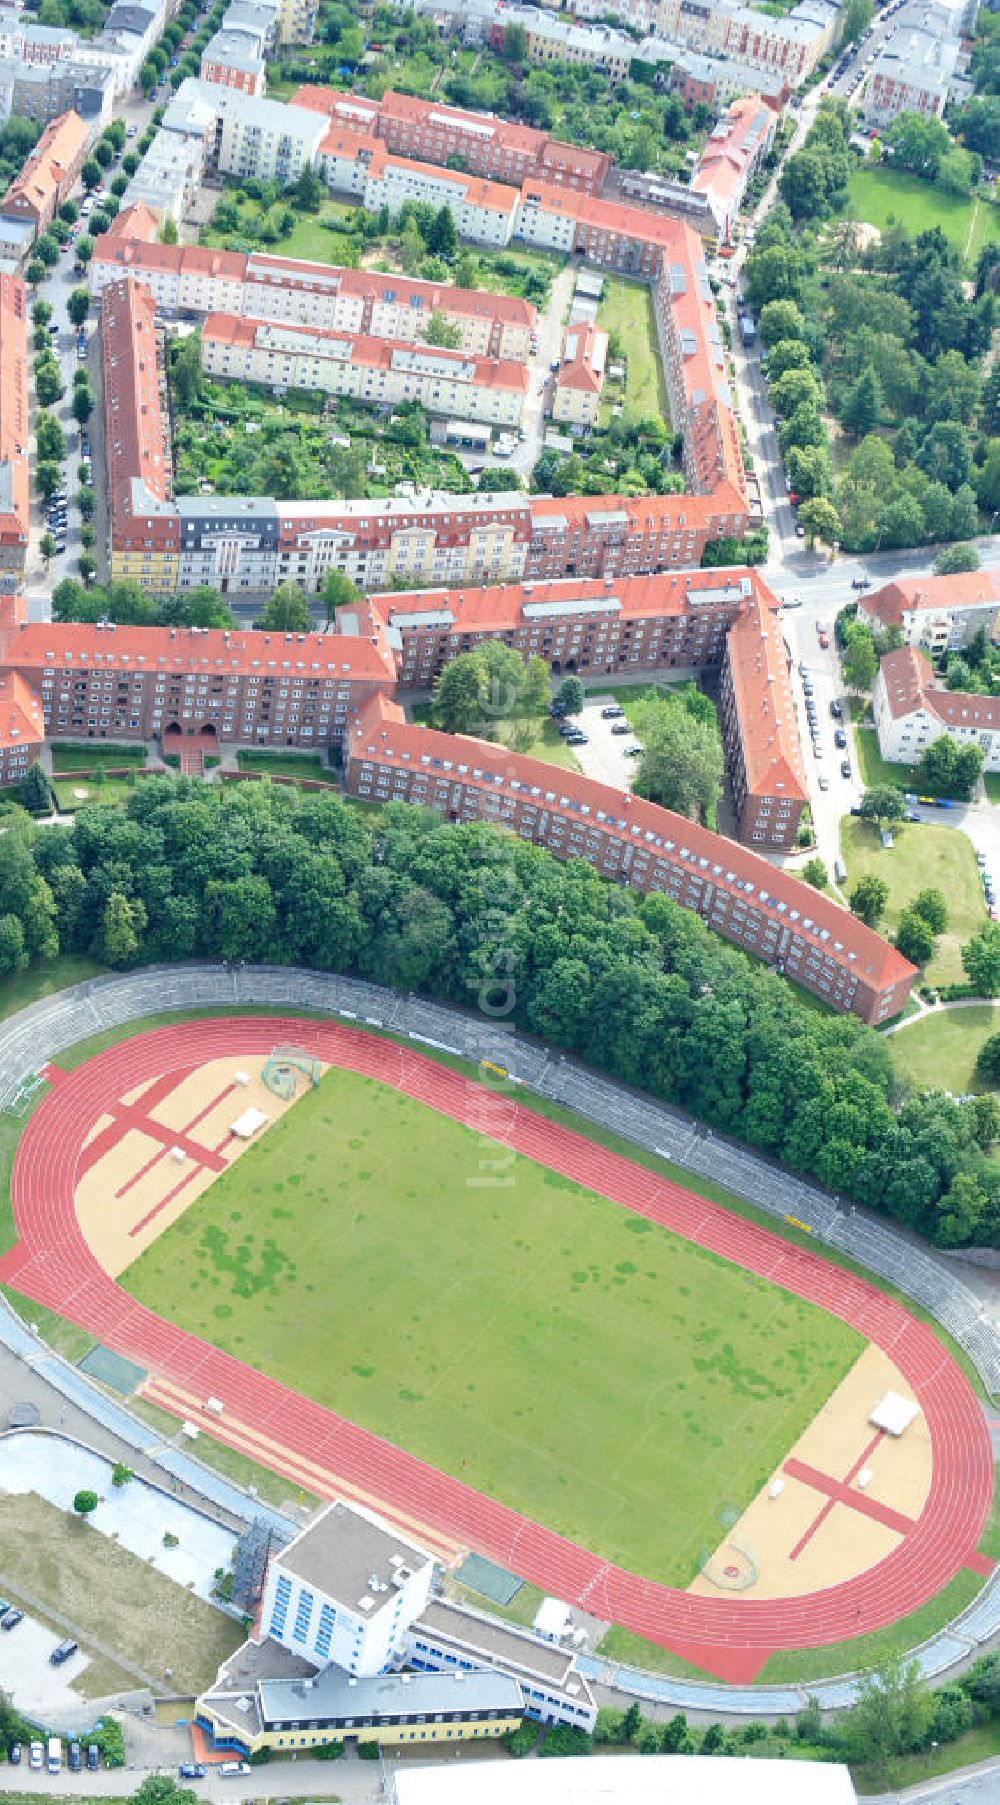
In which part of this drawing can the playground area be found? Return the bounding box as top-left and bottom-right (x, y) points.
(75, 1046), (323, 1277)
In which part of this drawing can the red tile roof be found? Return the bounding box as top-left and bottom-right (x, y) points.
(865, 571), (1000, 631)
(0, 670), (43, 752)
(1, 110), (87, 225)
(201, 313), (530, 391)
(556, 321), (608, 393)
(0, 274), (28, 548)
(519, 180), (689, 251)
(93, 233), (536, 333)
(100, 278), (169, 526)
(3, 621), (397, 685)
(347, 694), (915, 994)
(105, 203), (159, 243)
(373, 568), (763, 633)
(879, 645), (1000, 731)
(725, 588), (807, 801)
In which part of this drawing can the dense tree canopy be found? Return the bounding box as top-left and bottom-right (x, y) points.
(0, 781), (993, 1245)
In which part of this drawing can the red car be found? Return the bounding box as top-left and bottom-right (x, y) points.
(818, 632), (830, 648)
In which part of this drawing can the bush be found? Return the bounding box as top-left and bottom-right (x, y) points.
(90, 1721), (125, 1768)
(111, 1462), (133, 1486)
(540, 1724), (593, 1758)
(504, 1721), (541, 1758)
(357, 1741), (380, 1760)
(314, 1739), (344, 1761)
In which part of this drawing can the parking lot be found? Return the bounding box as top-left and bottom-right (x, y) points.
(562, 695), (642, 791)
(0, 1612), (91, 1721)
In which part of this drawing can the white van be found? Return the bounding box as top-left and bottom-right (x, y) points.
(47, 1737), (62, 1773)
(219, 1761), (251, 1777)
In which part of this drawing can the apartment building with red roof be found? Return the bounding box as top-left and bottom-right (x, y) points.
(343, 692), (915, 1024)
(552, 322), (608, 429)
(874, 645), (1000, 773)
(200, 314), (530, 428)
(690, 94), (778, 242)
(0, 109), (87, 242)
(0, 620), (396, 751)
(101, 277), (180, 589)
(525, 490), (748, 580)
(0, 275), (28, 579)
(720, 584), (807, 848)
(859, 571), (1000, 655)
(289, 84), (610, 193)
(368, 569), (759, 689)
(90, 213), (537, 361)
(366, 566), (804, 850)
(0, 670), (44, 785)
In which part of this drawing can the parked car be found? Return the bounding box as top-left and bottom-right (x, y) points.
(834, 729), (847, 748)
(611, 722), (630, 735)
(830, 700), (843, 719)
(818, 632), (830, 648)
(29, 1744), (43, 1771)
(841, 760), (852, 779)
(0, 1606), (22, 1629)
(87, 1746), (100, 1771)
(8, 1742), (21, 1765)
(50, 1638), (78, 1666)
(818, 774), (829, 790)
(179, 1765), (206, 1780)
(623, 744), (642, 757)
(600, 705), (624, 719)
(68, 1743), (81, 1772)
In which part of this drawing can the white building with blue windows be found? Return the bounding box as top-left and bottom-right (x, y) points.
(261, 1502), (436, 1678)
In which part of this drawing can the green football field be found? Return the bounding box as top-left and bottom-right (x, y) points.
(121, 1071), (863, 1584)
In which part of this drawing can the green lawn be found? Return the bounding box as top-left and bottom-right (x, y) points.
(50, 742), (145, 770)
(890, 1004), (1000, 1095)
(839, 817), (985, 988)
(53, 777), (138, 810)
(235, 750), (339, 785)
(848, 165), (1000, 267)
(597, 279), (669, 427)
(119, 1067), (862, 1588)
(495, 717), (581, 770)
(758, 1568), (983, 1685)
(852, 723), (915, 792)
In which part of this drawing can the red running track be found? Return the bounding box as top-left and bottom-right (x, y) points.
(2, 1017), (993, 1683)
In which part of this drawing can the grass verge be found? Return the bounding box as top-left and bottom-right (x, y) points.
(839, 817), (985, 988)
(889, 1004), (1000, 1096)
(758, 1570), (983, 1684)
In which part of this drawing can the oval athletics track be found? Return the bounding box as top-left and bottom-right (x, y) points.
(2, 1015), (994, 1684)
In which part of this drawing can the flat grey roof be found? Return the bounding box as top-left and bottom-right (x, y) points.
(259, 1664), (521, 1726)
(276, 1501), (432, 1612)
(416, 1599), (578, 1685)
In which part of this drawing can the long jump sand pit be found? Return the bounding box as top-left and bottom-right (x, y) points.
(690, 1343), (933, 1601)
(76, 1056), (323, 1277)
